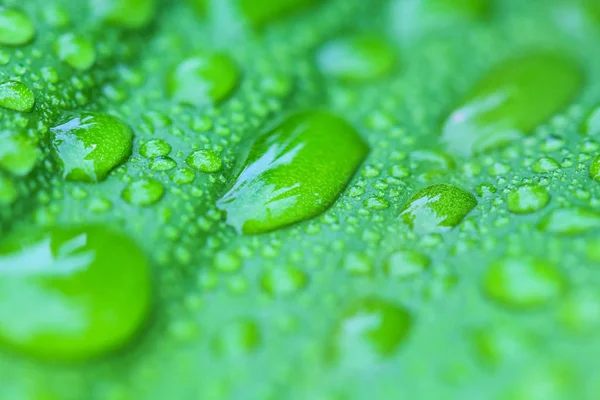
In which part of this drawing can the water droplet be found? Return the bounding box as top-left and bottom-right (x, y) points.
(217, 111), (368, 234)
(90, 0), (156, 29)
(483, 258), (565, 309)
(472, 325), (533, 367)
(363, 196), (390, 210)
(0, 8), (35, 46)
(400, 184), (477, 233)
(149, 156), (177, 171)
(260, 266), (307, 296)
(139, 139), (171, 158)
(442, 54), (583, 155)
(507, 185), (550, 214)
(0, 131), (39, 176)
(0, 225), (151, 360)
(213, 251), (242, 273)
(122, 178), (165, 206)
(55, 33), (96, 70)
(167, 54), (240, 106)
(171, 168), (195, 185)
(186, 149), (223, 173)
(538, 207), (600, 235)
(590, 155), (600, 181)
(0, 175), (17, 205)
(212, 319), (261, 356)
(342, 252), (374, 275)
(233, 0), (319, 27)
(50, 113), (133, 183)
(558, 291), (600, 335)
(384, 250), (430, 279)
(0, 81), (35, 112)
(316, 35), (398, 83)
(532, 157), (560, 174)
(334, 297), (412, 360)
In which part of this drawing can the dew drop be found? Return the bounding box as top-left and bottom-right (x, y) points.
(122, 178), (165, 206)
(538, 207), (600, 235)
(507, 185), (550, 214)
(186, 149), (223, 173)
(0, 81), (35, 112)
(0, 8), (35, 46)
(55, 33), (96, 71)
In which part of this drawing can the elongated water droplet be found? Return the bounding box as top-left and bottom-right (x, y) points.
(538, 207), (600, 235)
(316, 35), (398, 83)
(55, 33), (96, 71)
(0, 225), (151, 360)
(400, 184), (477, 233)
(442, 53), (583, 155)
(217, 111), (368, 234)
(0, 8), (35, 46)
(90, 0), (157, 29)
(167, 54), (240, 107)
(51, 113), (133, 183)
(0, 81), (35, 112)
(483, 258), (566, 309)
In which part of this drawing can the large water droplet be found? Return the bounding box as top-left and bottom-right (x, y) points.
(0, 225), (151, 360)
(90, 0), (156, 29)
(0, 8), (35, 46)
(0, 81), (35, 112)
(50, 113), (133, 183)
(442, 53), (583, 155)
(483, 258), (565, 309)
(316, 35), (398, 83)
(167, 54), (240, 107)
(507, 185), (550, 214)
(333, 297), (412, 360)
(55, 33), (96, 71)
(400, 184), (477, 233)
(217, 111), (368, 234)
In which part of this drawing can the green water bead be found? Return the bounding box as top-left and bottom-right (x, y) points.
(51, 113), (133, 183)
(55, 33), (96, 70)
(0, 8), (36, 46)
(89, 0), (157, 29)
(122, 178), (165, 206)
(507, 185), (550, 214)
(217, 111), (368, 234)
(186, 149), (223, 173)
(0, 81), (35, 112)
(0, 131), (39, 176)
(0, 225), (151, 360)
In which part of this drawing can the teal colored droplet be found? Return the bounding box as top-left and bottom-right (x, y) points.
(90, 0), (157, 29)
(0, 225), (151, 360)
(0, 131), (40, 176)
(260, 266), (307, 296)
(400, 184), (477, 233)
(122, 178), (165, 206)
(50, 113), (133, 183)
(590, 155), (600, 181)
(218, 111), (368, 234)
(186, 149), (223, 173)
(483, 258), (566, 309)
(139, 139), (171, 158)
(538, 207), (600, 235)
(55, 33), (96, 70)
(149, 156), (177, 171)
(316, 35), (398, 83)
(0, 8), (36, 46)
(0, 81), (35, 112)
(442, 53), (583, 155)
(0, 175), (17, 205)
(167, 54), (240, 106)
(385, 250), (430, 279)
(334, 298), (412, 360)
(507, 185), (550, 214)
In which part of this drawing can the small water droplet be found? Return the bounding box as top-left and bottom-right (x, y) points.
(139, 139), (171, 158)
(260, 266), (307, 296)
(384, 250), (430, 279)
(55, 33), (96, 71)
(0, 81), (35, 112)
(122, 178), (165, 206)
(186, 149), (223, 173)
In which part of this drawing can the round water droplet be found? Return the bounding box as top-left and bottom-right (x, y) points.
(260, 266), (307, 296)
(0, 131), (39, 176)
(167, 54), (240, 106)
(0, 225), (151, 360)
(139, 139), (171, 158)
(218, 111), (368, 234)
(0, 81), (35, 112)
(90, 0), (156, 29)
(50, 113), (133, 183)
(55, 33), (96, 70)
(186, 149), (223, 173)
(0, 8), (35, 46)
(363, 196), (390, 210)
(122, 178), (165, 206)
(532, 157), (560, 174)
(334, 298), (412, 360)
(342, 252), (374, 275)
(507, 185), (550, 214)
(384, 250), (430, 279)
(316, 35), (398, 83)
(171, 168), (195, 185)
(483, 258), (565, 309)
(149, 156), (177, 171)
(400, 184), (477, 233)
(538, 207), (600, 235)
(212, 319), (261, 356)
(213, 251), (242, 273)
